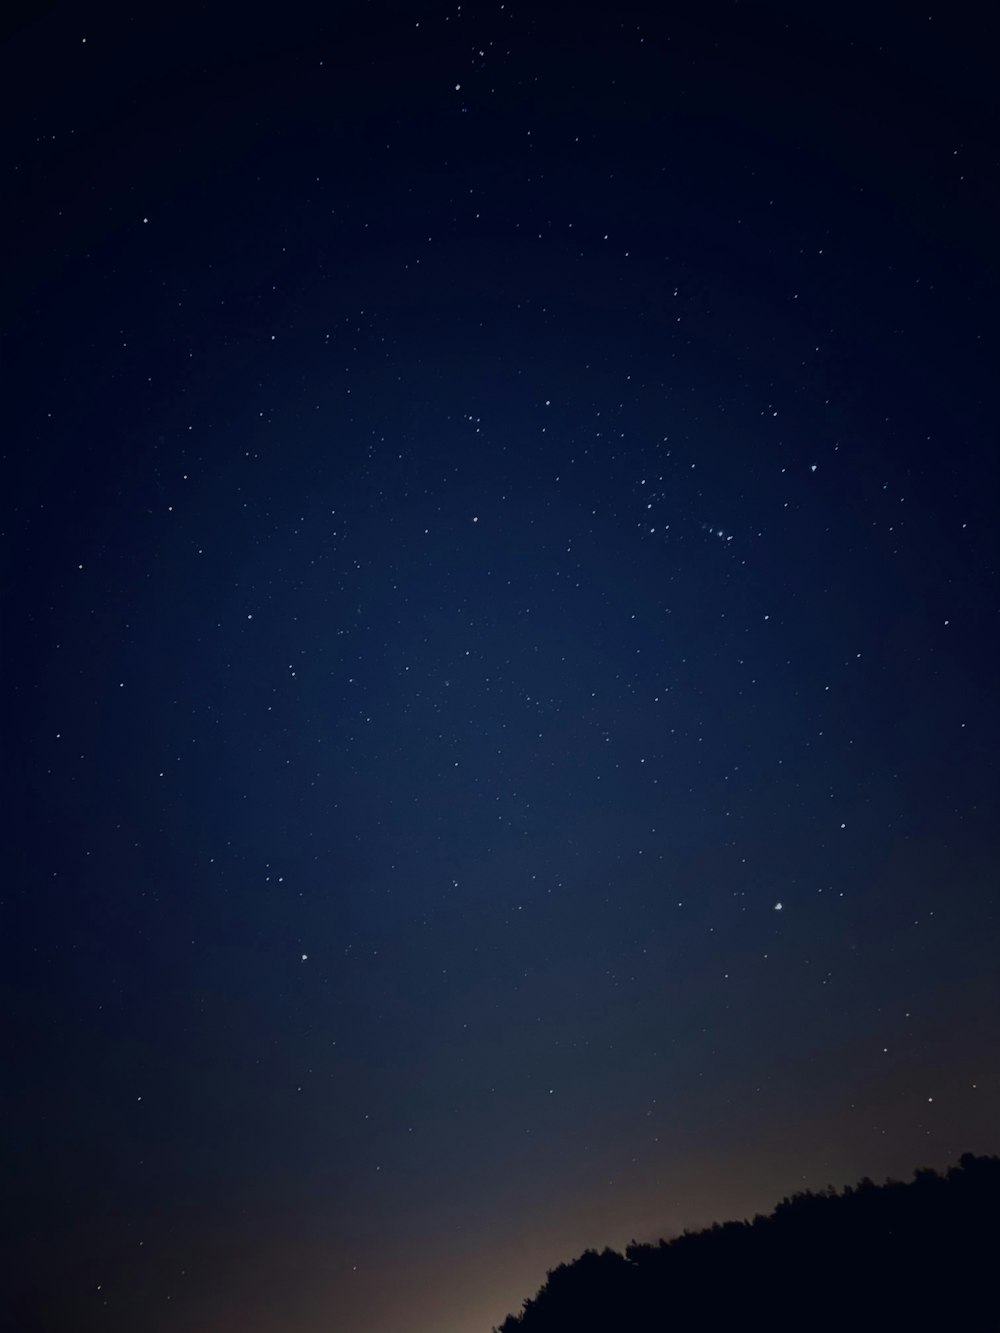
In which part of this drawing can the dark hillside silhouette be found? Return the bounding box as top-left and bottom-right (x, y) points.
(493, 1154), (1000, 1332)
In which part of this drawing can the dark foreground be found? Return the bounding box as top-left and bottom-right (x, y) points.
(494, 1153), (1000, 1331)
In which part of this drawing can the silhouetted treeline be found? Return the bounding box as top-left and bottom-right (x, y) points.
(493, 1153), (1000, 1331)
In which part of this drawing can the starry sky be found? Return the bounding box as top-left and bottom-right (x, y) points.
(4, 3), (999, 1330)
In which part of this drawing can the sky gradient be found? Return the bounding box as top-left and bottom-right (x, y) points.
(4, 3), (999, 1330)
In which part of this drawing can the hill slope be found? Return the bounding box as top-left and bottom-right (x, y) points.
(494, 1153), (1000, 1332)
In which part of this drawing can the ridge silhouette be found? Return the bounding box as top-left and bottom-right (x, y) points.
(493, 1153), (1000, 1331)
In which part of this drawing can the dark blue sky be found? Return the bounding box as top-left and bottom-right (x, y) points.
(4, 3), (999, 1330)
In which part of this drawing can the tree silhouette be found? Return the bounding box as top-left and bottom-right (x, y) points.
(492, 1153), (1000, 1331)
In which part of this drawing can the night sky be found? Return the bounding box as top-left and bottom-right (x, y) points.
(5, 3), (999, 1330)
